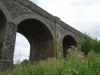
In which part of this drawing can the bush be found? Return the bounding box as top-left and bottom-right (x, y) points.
(21, 59), (30, 66)
(78, 34), (100, 55)
(66, 47), (100, 75)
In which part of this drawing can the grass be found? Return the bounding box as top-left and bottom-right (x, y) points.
(0, 47), (100, 75)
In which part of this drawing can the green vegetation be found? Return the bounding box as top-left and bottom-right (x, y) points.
(21, 59), (30, 66)
(0, 34), (100, 75)
(53, 37), (62, 59)
(0, 47), (100, 75)
(78, 34), (100, 55)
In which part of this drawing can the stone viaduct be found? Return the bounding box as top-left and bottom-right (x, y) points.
(0, 0), (83, 71)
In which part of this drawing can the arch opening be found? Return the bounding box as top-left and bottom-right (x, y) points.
(14, 33), (30, 64)
(14, 19), (54, 64)
(62, 35), (77, 58)
(0, 10), (7, 59)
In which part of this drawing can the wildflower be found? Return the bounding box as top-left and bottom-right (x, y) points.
(67, 61), (71, 64)
(78, 54), (81, 58)
(71, 46), (75, 48)
(77, 52), (84, 59)
(67, 49), (71, 52)
(78, 45), (81, 48)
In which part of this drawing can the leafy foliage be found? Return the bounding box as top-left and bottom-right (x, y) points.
(1, 47), (100, 75)
(21, 59), (30, 66)
(1, 34), (100, 75)
(78, 34), (100, 55)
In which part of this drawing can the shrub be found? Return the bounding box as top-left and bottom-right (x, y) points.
(21, 59), (30, 66)
(65, 47), (100, 75)
(78, 34), (100, 55)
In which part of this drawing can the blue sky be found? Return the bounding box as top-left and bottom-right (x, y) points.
(14, 0), (100, 63)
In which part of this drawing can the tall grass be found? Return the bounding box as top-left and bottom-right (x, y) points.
(0, 47), (100, 75)
(1, 34), (100, 74)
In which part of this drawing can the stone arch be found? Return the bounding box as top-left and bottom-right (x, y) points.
(12, 15), (54, 63)
(12, 14), (54, 37)
(0, 9), (7, 59)
(0, 5), (8, 59)
(62, 34), (77, 58)
(0, 3), (12, 59)
(0, 3), (12, 22)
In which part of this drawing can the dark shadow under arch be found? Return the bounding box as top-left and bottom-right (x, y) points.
(0, 10), (7, 59)
(16, 19), (54, 64)
(12, 14), (54, 37)
(62, 35), (77, 58)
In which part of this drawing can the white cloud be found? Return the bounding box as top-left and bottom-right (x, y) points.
(13, 33), (30, 63)
(30, 0), (100, 39)
(29, 0), (39, 4)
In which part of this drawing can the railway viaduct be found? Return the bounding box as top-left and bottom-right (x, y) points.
(0, 0), (83, 71)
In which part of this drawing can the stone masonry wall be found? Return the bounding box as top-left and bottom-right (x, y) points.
(0, 0), (83, 72)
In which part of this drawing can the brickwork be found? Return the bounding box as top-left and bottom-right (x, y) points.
(0, 0), (83, 72)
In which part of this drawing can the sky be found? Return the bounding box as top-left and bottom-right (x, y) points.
(30, 0), (100, 39)
(14, 0), (100, 63)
